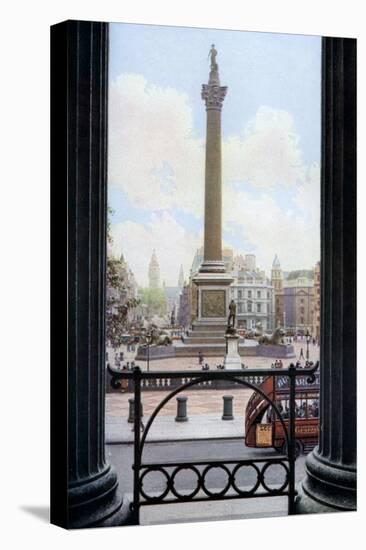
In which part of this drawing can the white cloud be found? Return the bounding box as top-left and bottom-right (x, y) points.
(223, 167), (320, 274)
(108, 73), (204, 216)
(111, 211), (202, 287)
(223, 106), (306, 188)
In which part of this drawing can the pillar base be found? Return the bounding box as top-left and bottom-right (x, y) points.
(223, 334), (241, 370)
(295, 448), (357, 514)
(68, 465), (133, 528)
(199, 260), (226, 273)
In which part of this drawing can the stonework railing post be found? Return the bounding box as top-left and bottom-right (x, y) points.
(222, 395), (234, 420)
(175, 396), (188, 422)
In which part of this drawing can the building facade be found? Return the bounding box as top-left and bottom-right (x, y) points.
(177, 282), (191, 328)
(312, 261), (320, 340)
(148, 249), (160, 289)
(271, 254), (284, 328)
(283, 270), (314, 333)
(229, 265), (274, 331)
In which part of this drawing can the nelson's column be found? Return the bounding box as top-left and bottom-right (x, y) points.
(192, 45), (233, 331)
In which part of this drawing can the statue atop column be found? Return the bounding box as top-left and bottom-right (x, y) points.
(202, 44), (227, 110)
(208, 44), (218, 71)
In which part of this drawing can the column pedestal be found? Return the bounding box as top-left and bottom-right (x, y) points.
(223, 333), (241, 370)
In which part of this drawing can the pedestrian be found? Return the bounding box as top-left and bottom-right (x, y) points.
(299, 347), (304, 360)
(299, 402), (306, 418)
(198, 351), (204, 366)
(279, 359), (283, 368)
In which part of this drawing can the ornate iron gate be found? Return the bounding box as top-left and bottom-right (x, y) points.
(109, 364), (318, 524)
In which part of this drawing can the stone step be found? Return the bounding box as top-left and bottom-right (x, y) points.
(187, 331), (226, 338)
(192, 324), (227, 332)
(174, 342), (258, 358)
(183, 336), (227, 345)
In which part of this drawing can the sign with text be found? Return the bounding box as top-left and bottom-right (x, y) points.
(256, 423), (272, 446)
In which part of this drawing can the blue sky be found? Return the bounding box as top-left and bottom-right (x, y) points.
(108, 22), (321, 286)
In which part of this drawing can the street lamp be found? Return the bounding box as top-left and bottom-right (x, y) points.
(145, 330), (153, 372)
(305, 329), (311, 361)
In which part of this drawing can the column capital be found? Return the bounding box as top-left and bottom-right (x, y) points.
(202, 84), (227, 111)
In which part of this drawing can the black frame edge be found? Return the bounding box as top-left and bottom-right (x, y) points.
(50, 21), (68, 529)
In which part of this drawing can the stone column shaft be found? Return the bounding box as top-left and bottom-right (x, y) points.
(204, 108), (223, 262)
(296, 37), (356, 513)
(200, 65), (227, 273)
(51, 20), (130, 528)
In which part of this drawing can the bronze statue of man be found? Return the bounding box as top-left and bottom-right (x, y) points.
(208, 44), (218, 70)
(227, 299), (236, 328)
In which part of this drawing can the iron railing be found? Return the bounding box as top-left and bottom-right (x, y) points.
(108, 363), (318, 524)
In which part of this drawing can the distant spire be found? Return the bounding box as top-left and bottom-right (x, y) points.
(148, 249), (160, 289)
(178, 265), (184, 288)
(272, 254), (281, 268)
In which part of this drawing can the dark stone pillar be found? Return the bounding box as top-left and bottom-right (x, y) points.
(51, 20), (131, 528)
(222, 395), (234, 420)
(296, 37), (357, 513)
(175, 396), (188, 422)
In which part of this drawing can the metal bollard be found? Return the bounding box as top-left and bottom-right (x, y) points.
(175, 396), (188, 422)
(222, 395), (234, 420)
(128, 398), (143, 423)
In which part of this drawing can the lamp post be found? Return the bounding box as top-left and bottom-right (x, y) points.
(305, 329), (310, 361)
(145, 330), (153, 373)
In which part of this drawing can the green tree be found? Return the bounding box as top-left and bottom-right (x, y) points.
(139, 287), (167, 319)
(106, 207), (140, 349)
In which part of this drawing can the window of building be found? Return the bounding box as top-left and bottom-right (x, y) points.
(248, 290), (252, 299)
(238, 303), (242, 313)
(257, 290), (261, 299)
(300, 317), (304, 324)
(238, 290), (242, 299)
(257, 303), (261, 313)
(247, 301), (252, 313)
